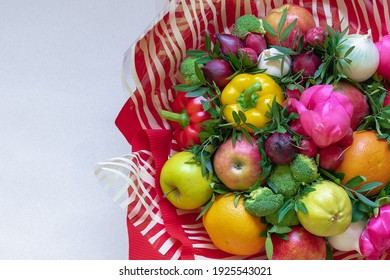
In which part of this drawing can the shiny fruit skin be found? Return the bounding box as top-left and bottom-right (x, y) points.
(202, 194), (268, 256)
(263, 4), (316, 47)
(213, 136), (262, 191)
(160, 151), (213, 210)
(335, 130), (390, 196)
(297, 180), (352, 237)
(271, 225), (327, 260)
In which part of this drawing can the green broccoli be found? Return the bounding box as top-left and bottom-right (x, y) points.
(244, 187), (284, 217)
(268, 165), (299, 200)
(265, 207), (300, 227)
(232, 14), (265, 39)
(179, 56), (202, 84)
(289, 154), (320, 184)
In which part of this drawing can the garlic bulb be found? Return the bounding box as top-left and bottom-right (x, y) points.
(257, 47), (292, 78)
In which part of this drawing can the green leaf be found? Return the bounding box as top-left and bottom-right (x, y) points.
(269, 225), (292, 234)
(241, 128), (253, 145)
(185, 86), (209, 98)
(356, 182), (383, 193)
(212, 41), (221, 57)
(279, 19), (297, 42)
(277, 7), (288, 35)
(345, 175), (366, 188)
(194, 62), (206, 84)
(204, 33), (212, 54)
(277, 201), (294, 223)
(296, 201), (308, 214)
(265, 234), (274, 260)
(342, 46), (355, 58)
(232, 110), (241, 125)
(262, 20), (277, 37)
(173, 82), (202, 92)
(186, 49), (207, 57)
(233, 194), (241, 207)
(355, 192), (379, 208)
(238, 110), (247, 123)
(196, 195), (214, 220)
(326, 243), (334, 260)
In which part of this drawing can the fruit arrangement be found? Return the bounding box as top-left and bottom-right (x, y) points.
(156, 3), (390, 260)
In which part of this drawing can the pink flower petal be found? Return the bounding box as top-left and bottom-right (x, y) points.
(300, 85), (333, 109)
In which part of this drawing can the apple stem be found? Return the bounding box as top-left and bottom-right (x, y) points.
(163, 188), (178, 198)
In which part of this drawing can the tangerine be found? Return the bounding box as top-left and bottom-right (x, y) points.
(202, 194), (268, 256)
(335, 130), (390, 196)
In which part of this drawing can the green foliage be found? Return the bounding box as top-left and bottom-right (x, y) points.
(267, 165), (299, 199)
(232, 14), (265, 38)
(261, 225), (292, 260)
(290, 154), (320, 183)
(265, 206), (300, 227)
(179, 56), (204, 84)
(244, 187), (284, 217)
(357, 77), (390, 146)
(312, 23), (352, 84)
(262, 7), (297, 45)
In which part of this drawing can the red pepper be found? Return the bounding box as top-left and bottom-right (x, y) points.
(160, 92), (211, 149)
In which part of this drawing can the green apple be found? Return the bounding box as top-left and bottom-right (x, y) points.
(160, 151), (213, 210)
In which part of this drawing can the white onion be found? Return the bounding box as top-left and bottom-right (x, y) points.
(257, 47), (291, 78)
(337, 32), (379, 82)
(327, 220), (365, 254)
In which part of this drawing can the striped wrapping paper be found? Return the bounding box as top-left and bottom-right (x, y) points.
(95, 0), (390, 260)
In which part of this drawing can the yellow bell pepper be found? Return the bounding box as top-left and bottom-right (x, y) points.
(221, 73), (284, 132)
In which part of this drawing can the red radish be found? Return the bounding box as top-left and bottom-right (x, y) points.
(238, 47), (258, 64)
(264, 132), (298, 165)
(336, 128), (354, 148)
(287, 29), (306, 51)
(318, 144), (344, 171)
(298, 139), (318, 158)
(306, 26), (328, 46)
(289, 119), (306, 136)
(285, 87), (303, 100)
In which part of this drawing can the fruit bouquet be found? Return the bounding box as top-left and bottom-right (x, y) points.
(98, 0), (390, 260)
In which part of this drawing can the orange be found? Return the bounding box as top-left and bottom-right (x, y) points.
(202, 194), (268, 256)
(335, 130), (390, 196)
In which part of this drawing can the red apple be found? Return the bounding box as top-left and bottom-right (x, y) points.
(213, 136), (262, 191)
(318, 144), (344, 171)
(263, 4), (316, 47)
(333, 82), (370, 130)
(298, 138), (318, 158)
(271, 225), (327, 260)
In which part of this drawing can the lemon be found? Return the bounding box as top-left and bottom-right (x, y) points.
(297, 180), (352, 237)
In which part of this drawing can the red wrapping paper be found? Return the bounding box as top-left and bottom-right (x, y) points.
(116, 0), (390, 260)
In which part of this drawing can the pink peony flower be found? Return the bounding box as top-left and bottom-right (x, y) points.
(291, 85), (354, 148)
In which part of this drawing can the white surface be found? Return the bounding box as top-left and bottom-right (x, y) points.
(0, 0), (165, 259)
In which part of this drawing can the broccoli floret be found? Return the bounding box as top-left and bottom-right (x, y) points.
(244, 187), (284, 217)
(268, 165), (299, 200)
(265, 207), (300, 227)
(232, 14), (265, 39)
(179, 56), (202, 84)
(289, 154), (320, 183)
